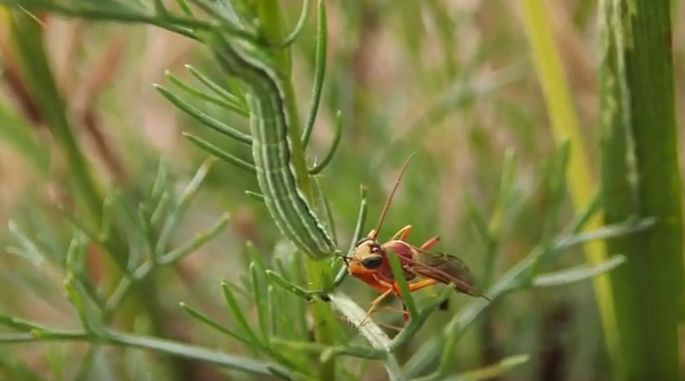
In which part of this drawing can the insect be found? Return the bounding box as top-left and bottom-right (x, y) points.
(344, 157), (488, 323)
(208, 31), (337, 260)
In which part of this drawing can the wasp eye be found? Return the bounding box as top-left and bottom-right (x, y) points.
(362, 255), (383, 269)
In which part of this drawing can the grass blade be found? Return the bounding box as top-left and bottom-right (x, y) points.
(599, 1), (684, 379)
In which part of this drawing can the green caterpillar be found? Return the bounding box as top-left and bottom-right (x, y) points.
(207, 34), (337, 259)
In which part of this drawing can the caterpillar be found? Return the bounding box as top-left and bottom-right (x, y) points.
(206, 33), (337, 260)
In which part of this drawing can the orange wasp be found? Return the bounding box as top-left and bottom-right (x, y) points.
(344, 157), (488, 323)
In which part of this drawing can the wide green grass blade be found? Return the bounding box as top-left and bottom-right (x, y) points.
(599, 1), (684, 379)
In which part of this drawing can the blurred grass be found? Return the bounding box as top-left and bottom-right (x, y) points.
(519, 0), (619, 372)
(0, 1), (682, 380)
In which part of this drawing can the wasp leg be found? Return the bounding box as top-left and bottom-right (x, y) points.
(407, 278), (440, 292)
(358, 288), (394, 328)
(396, 279), (441, 321)
(420, 236), (440, 250)
(391, 225), (413, 241)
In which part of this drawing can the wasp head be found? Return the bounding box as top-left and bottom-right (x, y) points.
(346, 237), (386, 275)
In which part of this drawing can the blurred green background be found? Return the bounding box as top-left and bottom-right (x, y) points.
(0, 1), (683, 380)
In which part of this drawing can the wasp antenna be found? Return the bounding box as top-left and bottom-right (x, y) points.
(372, 154), (416, 240)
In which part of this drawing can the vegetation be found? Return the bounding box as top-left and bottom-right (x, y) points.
(0, 1), (682, 380)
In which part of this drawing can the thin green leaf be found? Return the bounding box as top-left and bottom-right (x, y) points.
(308, 110), (342, 175)
(65, 235), (105, 309)
(451, 354), (529, 381)
(185, 64), (245, 107)
(64, 274), (103, 335)
(267, 285), (276, 337)
(185, 0), (244, 33)
(99, 195), (115, 242)
(386, 252), (417, 318)
(174, 0), (194, 16)
(165, 70), (249, 116)
(149, 190), (171, 227)
(7, 221), (46, 266)
(0, 314), (50, 333)
(271, 338), (384, 360)
(155, 158), (216, 255)
(301, 0), (326, 146)
(183, 133), (256, 173)
(322, 184), (369, 294)
(179, 302), (253, 345)
(490, 148), (517, 235)
(221, 281), (262, 347)
(552, 217), (655, 254)
(151, 158), (169, 198)
(158, 213), (230, 265)
(313, 176), (337, 244)
(265, 270), (309, 299)
(9, 0), (202, 39)
(348, 185), (368, 253)
(272, 0), (310, 47)
(179, 158), (214, 210)
(155, 84), (252, 144)
(249, 262), (269, 344)
(532, 255), (626, 288)
(244, 190), (265, 201)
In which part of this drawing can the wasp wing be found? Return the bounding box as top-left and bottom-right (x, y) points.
(406, 247), (487, 299)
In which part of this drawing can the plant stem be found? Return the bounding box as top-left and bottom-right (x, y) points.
(599, 1), (683, 380)
(258, 3), (338, 379)
(0, 330), (288, 378)
(519, 0), (619, 366)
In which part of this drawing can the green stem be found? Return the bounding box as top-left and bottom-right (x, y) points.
(258, 3), (338, 379)
(0, 330), (289, 378)
(599, 1), (683, 380)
